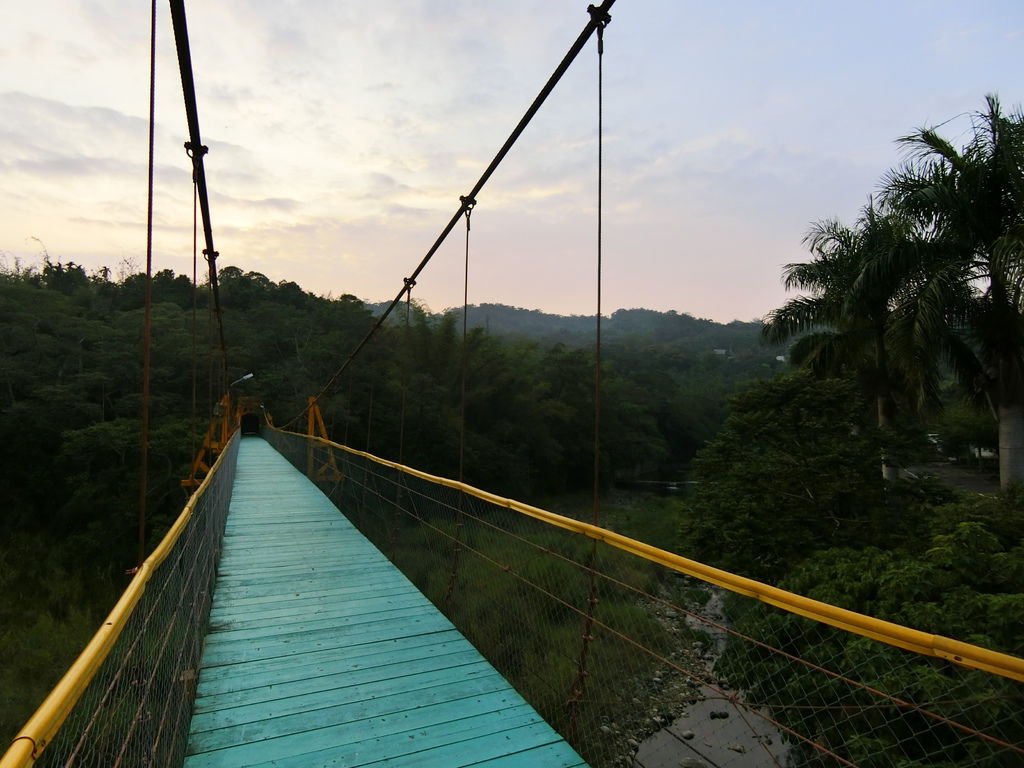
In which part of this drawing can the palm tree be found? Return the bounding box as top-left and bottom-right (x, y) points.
(763, 203), (914, 481)
(882, 95), (1024, 488)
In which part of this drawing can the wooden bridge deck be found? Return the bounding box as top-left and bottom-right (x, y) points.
(184, 436), (586, 768)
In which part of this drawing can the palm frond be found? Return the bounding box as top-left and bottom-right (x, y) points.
(762, 295), (832, 343)
(897, 127), (967, 174)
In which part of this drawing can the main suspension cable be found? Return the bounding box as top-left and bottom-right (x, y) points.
(282, 0), (617, 430)
(169, 0), (229, 386)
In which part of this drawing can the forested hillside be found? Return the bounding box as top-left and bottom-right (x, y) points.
(372, 301), (766, 353)
(0, 258), (780, 740)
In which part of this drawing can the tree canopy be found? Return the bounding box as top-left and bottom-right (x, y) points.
(766, 96), (1024, 488)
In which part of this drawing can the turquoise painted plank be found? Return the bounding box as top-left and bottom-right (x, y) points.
(198, 610), (452, 667)
(208, 581), (407, 614)
(193, 704), (544, 768)
(217, 545), (355, 561)
(188, 692), (533, 764)
(219, 547), (391, 561)
(246, 707), (548, 768)
(207, 594), (432, 637)
(189, 664), (504, 738)
(184, 437), (585, 768)
(216, 555), (392, 575)
(466, 743), (589, 768)
(209, 592), (427, 629)
(345, 722), (567, 768)
(205, 582), (403, 608)
(209, 583), (414, 619)
(207, 577), (411, 606)
(198, 611), (447, 665)
(216, 553), (388, 573)
(192, 649), (484, 713)
(192, 632), (468, 689)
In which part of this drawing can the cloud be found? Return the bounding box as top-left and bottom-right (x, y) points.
(0, 93), (158, 218)
(1, 91), (146, 146)
(3, 1), (1023, 323)
(208, 192), (301, 213)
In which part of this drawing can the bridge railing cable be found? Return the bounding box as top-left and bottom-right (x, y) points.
(0, 435), (241, 768)
(281, 0), (617, 432)
(265, 428), (1024, 768)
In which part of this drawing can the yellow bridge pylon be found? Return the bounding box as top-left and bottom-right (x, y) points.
(182, 393), (262, 491)
(306, 396), (343, 483)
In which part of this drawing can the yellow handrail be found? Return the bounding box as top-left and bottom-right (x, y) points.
(1, 431), (239, 768)
(286, 428), (1024, 684)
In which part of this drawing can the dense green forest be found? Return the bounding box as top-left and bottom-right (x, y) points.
(0, 256), (780, 741)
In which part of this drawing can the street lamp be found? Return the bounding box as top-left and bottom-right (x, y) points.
(230, 372), (254, 387)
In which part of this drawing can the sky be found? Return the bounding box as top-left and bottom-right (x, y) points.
(2, 1), (1022, 323)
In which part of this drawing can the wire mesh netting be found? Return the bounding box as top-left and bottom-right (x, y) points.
(266, 430), (1023, 768)
(18, 435), (239, 768)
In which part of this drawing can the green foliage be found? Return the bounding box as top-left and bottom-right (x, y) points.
(763, 205), (913, 402)
(344, 303), (778, 495)
(933, 400), (999, 462)
(681, 373), (893, 578)
(0, 531), (119, 741)
(716, 493), (1024, 766)
(0, 263), (217, 742)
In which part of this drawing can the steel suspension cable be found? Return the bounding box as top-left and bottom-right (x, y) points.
(365, 385), (375, 453)
(568, 4), (610, 739)
(397, 280), (415, 465)
(169, 0), (228, 387)
(207, 282), (215, 420)
(137, 0), (157, 568)
(591, 9), (606, 530)
(445, 201), (475, 604)
(458, 199), (475, 487)
(343, 376), (353, 445)
(388, 282), (416, 559)
(189, 177), (198, 466)
(282, 0), (617, 431)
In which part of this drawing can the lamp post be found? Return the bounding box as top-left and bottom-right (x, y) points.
(219, 372), (254, 442)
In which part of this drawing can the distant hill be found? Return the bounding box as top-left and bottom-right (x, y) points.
(368, 302), (770, 357)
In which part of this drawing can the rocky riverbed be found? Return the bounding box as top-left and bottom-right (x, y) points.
(628, 585), (790, 767)
(633, 684), (789, 767)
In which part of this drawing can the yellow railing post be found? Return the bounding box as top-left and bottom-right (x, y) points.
(305, 396), (317, 478)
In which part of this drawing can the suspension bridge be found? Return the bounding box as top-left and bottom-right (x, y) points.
(3, 1), (1023, 767)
